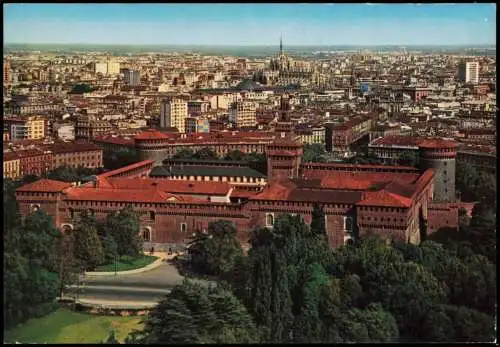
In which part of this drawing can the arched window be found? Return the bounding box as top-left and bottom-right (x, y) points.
(344, 217), (353, 232)
(142, 228), (151, 241)
(266, 213), (274, 227)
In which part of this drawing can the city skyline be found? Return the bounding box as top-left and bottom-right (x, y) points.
(4, 3), (497, 46)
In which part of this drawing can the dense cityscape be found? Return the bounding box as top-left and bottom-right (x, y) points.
(3, 3), (497, 344)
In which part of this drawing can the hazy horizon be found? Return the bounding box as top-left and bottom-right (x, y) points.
(4, 4), (496, 46)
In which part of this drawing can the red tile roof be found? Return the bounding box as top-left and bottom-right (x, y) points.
(134, 130), (171, 140)
(106, 177), (232, 196)
(16, 179), (73, 193)
(419, 139), (457, 149)
(64, 187), (180, 203)
(358, 190), (413, 207)
(98, 160), (154, 179)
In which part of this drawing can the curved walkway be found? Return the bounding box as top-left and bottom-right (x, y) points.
(65, 255), (211, 309)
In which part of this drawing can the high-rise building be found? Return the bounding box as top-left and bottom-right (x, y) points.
(3, 60), (11, 84)
(107, 61), (121, 76)
(94, 61), (121, 76)
(160, 99), (188, 133)
(458, 61), (479, 84)
(229, 101), (257, 128)
(94, 62), (108, 76)
(123, 69), (141, 86)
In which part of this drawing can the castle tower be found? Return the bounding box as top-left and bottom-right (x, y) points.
(274, 95), (295, 134)
(266, 137), (303, 181)
(418, 139), (457, 202)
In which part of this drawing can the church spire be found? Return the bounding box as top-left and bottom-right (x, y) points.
(280, 35), (283, 55)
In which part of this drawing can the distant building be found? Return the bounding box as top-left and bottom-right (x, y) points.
(123, 69), (141, 86)
(94, 61), (121, 76)
(4, 116), (46, 140)
(160, 98), (188, 133)
(229, 100), (257, 128)
(185, 117), (210, 133)
(458, 61), (479, 84)
(4, 60), (11, 84)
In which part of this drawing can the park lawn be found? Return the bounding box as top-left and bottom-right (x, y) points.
(4, 308), (145, 344)
(94, 255), (159, 272)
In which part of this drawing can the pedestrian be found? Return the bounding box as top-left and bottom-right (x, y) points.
(168, 247), (172, 255)
(150, 246), (154, 256)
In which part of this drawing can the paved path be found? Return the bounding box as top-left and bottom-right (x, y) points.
(68, 258), (211, 308)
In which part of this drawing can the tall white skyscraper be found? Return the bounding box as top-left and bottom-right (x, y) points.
(458, 61), (479, 84)
(160, 98), (188, 133)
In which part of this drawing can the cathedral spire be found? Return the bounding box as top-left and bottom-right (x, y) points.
(280, 35), (283, 55)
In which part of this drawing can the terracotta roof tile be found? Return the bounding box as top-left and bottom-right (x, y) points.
(16, 179), (73, 193)
(64, 187), (179, 203)
(106, 177), (232, 196)
(357, 190), (413, 207)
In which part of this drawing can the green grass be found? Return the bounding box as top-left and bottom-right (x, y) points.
(94, 255), (159, 272)
(4, 308), (144, 344)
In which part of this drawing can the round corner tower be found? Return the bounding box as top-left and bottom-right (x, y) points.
(418, 139), (457, 202)
(134, 130), (171, 164)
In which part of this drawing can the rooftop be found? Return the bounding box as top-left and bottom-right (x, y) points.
(150, 165), (266, 179)
(16, 179), (73, 193)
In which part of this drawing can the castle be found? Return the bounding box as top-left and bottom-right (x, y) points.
(15, 120), (462, 251)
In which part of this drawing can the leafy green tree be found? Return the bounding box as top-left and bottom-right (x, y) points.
(245, 152), (267, 175)
(343, 303), (399, 342)
(292, 263), (329, 343)
(172, 148), (195, 160)
(443, 305), (496, 342)
(302, 144), (326, 163)
(74, 224), (105, 271)
(194, 147), (219, 160)
(224, 150), (246, 161)
(104, 329), (120, 344)
(19, 211), (62, 268)
(4, 211), (61, 328)
(102, 235), (119, 265)
(398, 151), (419, 166)
(70, 83), (94, 94)
(189, 220), (244, 277)
(310, 203), (326, 237)
(103, 148), (140, 171)
(105, 205), (142, 257)
(50, 229), (80, 298)
(142, 280), (258, 344)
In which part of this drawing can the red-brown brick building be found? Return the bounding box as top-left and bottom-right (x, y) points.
(16, 135), (449, 252)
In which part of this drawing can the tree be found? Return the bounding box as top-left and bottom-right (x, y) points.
(224, 150), (246, 161)
(189, 220), (243, 277)
(102, 234), (119, 265)
(343, 303), (399, 342)
(310, 203), (326, 237)
(302, 144), (326, 163)
(172, 148), (195, 160)
(105, 205), (142, 257)
(70, 83), (94, 94)
(104, 329), (120, 344)
(74, 224), (105, 271)
(103, 148), (140, 171)
(50, 229), (80, 298)
(398, 151), (419, 166)
(4, 211), (61, 328)
(142, 280), (258, 344)
(193, 147), (219, 160)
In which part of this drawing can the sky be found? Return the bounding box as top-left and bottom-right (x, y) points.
(3, 3), (497, 46)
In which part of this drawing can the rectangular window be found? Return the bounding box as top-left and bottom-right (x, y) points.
(181, 223), (187, 233)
